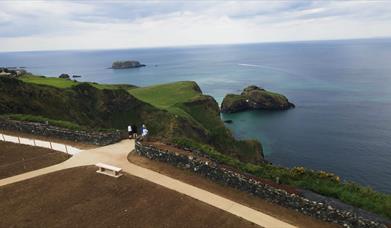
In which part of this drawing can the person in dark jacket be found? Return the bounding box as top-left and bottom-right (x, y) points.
(132, 124), (138, 138)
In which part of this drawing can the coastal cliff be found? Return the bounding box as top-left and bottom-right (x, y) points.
(221, 85), (295, 113)
(0, 75), (263, 163)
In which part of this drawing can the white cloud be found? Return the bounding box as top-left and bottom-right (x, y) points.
(0, 1), (391, 51)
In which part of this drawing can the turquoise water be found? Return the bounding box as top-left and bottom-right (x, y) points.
(1, 39), (391, 193)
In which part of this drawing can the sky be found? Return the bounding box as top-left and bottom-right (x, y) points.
(1, 0), (391, 52)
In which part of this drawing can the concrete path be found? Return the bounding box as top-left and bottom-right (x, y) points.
(0, 139), (296, 228)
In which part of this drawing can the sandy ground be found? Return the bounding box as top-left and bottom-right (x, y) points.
(0, 141), (69, 179)
(0, 166), (258, 228)
(128, 151), (339, 228)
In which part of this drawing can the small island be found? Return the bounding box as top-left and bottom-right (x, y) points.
(111, 60), (146, 69)
(221, 85), (295, 113)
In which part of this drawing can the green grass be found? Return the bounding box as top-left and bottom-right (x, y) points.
(173, 138), (391, 219)
(5, 114), (84, 131)
(20, 75), (136, 90)
(20, 75), (78, 88)
(20, 76), (199, 118)
(128, 81), (202, 118)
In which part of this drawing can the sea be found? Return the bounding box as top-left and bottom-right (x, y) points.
(1, 38), (391, 193)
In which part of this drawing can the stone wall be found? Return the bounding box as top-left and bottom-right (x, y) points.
(0, 119), (126, 146)
(135, 142), (386, 228)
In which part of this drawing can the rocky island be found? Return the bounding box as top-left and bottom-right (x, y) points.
(221, 85), (295, 113)
(111, 60), (146, 69)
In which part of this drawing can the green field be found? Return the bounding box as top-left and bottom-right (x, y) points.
(20, 75), (136, 90)
(128, 81), (202, 118)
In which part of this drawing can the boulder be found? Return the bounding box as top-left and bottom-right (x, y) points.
(221, 85), (295, 113)
(111, 60), (146, 69)
(59, 73), (70, 79)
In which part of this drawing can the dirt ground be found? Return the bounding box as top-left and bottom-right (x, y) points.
(0, 141), (69, 179)
(0, 166), (258, 228)
(128, 151), (340, 228)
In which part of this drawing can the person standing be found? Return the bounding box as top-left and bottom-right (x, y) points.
(127, 124), (133, 139)
(140, 124), (148, 141)
(132, 124), (138, 138)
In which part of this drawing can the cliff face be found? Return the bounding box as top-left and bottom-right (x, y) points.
(0, 76), (169, 134)
(221, 85), (295, 113)
(0, 76), (263, 163)
(178, 94), (263, 162)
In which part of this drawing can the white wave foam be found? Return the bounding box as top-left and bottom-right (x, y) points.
(238, 63), (263, 68)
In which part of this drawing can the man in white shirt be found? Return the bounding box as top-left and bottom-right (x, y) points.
(128, 125), (132, 139)
(142, 128), (148, 137)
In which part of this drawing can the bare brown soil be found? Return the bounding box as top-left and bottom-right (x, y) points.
(0, 141), (69, 179)
(0, 166), (258, 228)
(128, 151), (340, 228)
(0, 129), (96, 149)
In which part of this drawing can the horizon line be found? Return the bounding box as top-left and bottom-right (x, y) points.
(1, 36), (391, 54)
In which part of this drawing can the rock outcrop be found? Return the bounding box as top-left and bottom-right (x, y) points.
(59, 73), (70, 79)
(221, 85), (295, 113)
(111, 60), (146, 69)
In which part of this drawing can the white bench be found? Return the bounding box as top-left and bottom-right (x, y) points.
(96, 163), (123, 178)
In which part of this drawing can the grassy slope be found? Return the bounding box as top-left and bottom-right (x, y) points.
(129, 81), (262, 162)
(128, 81), (201, 119)
(2, 75), (262, 161)
(0, 76), (173, 134)
(20, 75), (136, 90)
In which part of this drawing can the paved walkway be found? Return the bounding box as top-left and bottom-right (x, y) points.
(0, 139), (296, 228)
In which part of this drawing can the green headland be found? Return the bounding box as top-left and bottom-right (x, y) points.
(0, 73), (390, 219)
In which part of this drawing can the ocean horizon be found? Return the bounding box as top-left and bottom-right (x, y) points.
(1, 38), (391, 193)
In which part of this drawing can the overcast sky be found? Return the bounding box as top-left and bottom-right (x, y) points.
(1, 0), (391, 52)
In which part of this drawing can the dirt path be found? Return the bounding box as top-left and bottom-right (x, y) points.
(0, 139), (296, 228)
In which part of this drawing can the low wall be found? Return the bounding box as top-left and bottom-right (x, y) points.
(135, 142), (386, 228)
(0, 119), (126, 146)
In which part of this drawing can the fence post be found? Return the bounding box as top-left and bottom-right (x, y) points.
(65, 145), (69, 154)
(1, 134), (4, 141)
(18, 137), (21, 144)
(33, 139), (36, 146)
(49, 142), (53, 149)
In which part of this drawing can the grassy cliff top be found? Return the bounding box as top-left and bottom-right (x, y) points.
(128, 81), (202, 118)
(20, 75), (136, 90)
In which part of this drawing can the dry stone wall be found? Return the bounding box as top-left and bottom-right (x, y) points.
(135, 141), (387, 228)
(0, 119), (126, 146)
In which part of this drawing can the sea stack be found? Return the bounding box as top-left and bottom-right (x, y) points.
(221, 85), (295, 113)
(111, 60), (146, 69)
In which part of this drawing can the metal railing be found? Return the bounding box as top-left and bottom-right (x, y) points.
(0, 133), (81, 155)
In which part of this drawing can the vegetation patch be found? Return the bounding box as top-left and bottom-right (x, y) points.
(20, 75), (137, 90)
(4, 114), (84, 131)
(128, 81), (202, 118)
(173, 138), (391, 219)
